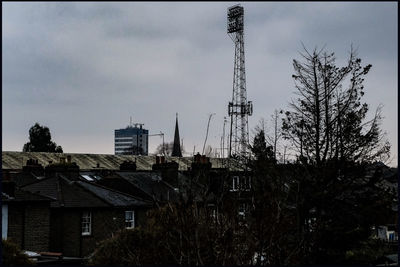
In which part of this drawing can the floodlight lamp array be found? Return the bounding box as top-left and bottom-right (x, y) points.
(227, 5), (244, 33)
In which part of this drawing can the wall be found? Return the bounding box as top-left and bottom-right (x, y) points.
(6, 202), (50, 252)
(50, 207), (148, 257)
(24, 203), (50, 252)
(81, 209), (124, 257)
(81, 208), (148, 257)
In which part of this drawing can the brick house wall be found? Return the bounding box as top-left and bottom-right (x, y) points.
(7, 202), (50, 252)
(49, 209), (64, 253)
(81, 209), (124, 257)
(81, 208), (149, 257)
(60, 210), (81, 257)
(7, 204), (24, 248)
(24, 203), (50, 252)
(49, 207), (148, 257)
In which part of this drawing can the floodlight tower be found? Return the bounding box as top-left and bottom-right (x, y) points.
(227, 5), (253, 158)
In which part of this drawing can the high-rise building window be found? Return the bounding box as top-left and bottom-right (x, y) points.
(115, 127), (149, 155)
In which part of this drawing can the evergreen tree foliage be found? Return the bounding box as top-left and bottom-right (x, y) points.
(22, 123), (63, 153)
(251, 129), (274, 162)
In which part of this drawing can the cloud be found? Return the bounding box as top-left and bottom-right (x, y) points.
(2, 2), (397, 165)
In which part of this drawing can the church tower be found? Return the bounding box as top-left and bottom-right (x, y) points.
(171, 113), (182, 157)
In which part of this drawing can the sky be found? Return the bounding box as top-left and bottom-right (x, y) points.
(2, 2), (398, 166)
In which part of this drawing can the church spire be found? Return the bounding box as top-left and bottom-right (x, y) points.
(172, 113), (182, 157)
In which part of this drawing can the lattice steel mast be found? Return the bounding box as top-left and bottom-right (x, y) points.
(227, 5), (253, 158)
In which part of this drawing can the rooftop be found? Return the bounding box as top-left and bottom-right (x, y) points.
(2, 151), (232, 171)
(21, 174), (151, 208)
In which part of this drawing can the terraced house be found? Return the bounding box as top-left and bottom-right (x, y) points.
(1, 151), (243, 259)
(2, 151), (396, 263)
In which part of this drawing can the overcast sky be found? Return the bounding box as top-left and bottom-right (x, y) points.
(2, 2), (398, 166)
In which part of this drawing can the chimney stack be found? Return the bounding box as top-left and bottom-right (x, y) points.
(119, 160), (137, 171)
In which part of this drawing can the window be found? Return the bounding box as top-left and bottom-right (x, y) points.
(82, 212), (91, 236)
(81, 175), (94, 181)
(230, 176), (251, 191)
(241, 176), (251, 191)
(231, 176), (240, 191)
(388, 232), (395, 241)
(387, 231), (397, 242)
(125, 211), (135, 229)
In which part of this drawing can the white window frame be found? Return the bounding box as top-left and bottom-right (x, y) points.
(82, 211), (92, 236)
(230, 176), (240, 191)
(125, 211), (135, 229)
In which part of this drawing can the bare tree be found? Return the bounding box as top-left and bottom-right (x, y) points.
(204, 145), (213, 157)
(282, 45), (390, 165)
(265, 109), (282, 161)
(280, 44), (393, 264)
(253, 112), (283, 162)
